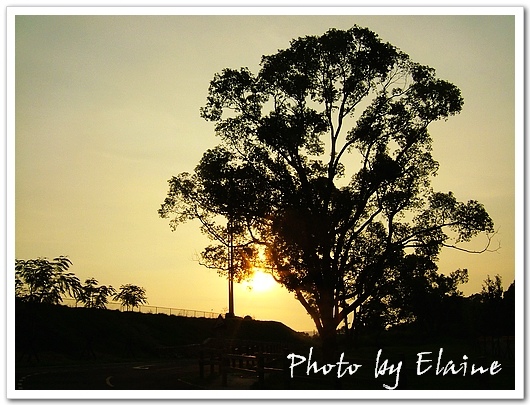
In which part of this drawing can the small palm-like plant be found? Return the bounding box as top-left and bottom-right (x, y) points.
(77, 278), (116, 309)
(15, 256), (81, 304)
(113, 284), (147, 311)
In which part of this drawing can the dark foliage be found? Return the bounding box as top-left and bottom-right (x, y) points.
(159, 26), (495, 359)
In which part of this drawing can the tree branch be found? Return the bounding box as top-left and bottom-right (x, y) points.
(295, 288), (323, 335)
(442, 230), (500, 254)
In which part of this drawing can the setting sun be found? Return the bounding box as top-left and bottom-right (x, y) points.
(246, 270), (276, 292)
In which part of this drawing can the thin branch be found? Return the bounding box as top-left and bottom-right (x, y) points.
(396, 221), (460, 247)
(442, 231), (500, 254)
(194, 207), (229, 247)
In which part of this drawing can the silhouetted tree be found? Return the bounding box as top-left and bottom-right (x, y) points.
(76, 278), (116, 309)
(471, 274), (505, 337)
(159, 147), (267, 316)
(199, 240), (257, 317)
(15, 256), (81, 304)
(348, 261), (469, 340)
(113, 284), (147, 311)
(480, 274), (504, 302)
(388, 264), (468, 335)
(159, 26), (494, 359)
(502, 280), (515, 336)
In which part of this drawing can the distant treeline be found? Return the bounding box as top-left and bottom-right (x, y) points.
(343, 275), (515, 344)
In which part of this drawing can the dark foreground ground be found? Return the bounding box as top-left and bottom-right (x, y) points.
(14, 301), (516, 392)
(16, 344), (515, 397)
(16, 358), (257, 390)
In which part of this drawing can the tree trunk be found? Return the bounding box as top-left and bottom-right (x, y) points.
(296, 288), (340, 362)
(319, 292), (339, 363)
(320, 321), (338, 364)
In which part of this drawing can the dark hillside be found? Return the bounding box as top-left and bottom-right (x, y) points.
(15, 300), (310, 364)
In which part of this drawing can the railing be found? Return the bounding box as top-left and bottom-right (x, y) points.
(61, 298), (222, 319)
(199, 338), (290, 388)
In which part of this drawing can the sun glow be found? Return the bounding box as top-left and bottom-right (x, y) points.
(246, 269), (276, 292)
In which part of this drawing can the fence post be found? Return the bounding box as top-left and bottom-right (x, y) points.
(283, 347), (291, 389)
(199, 350), (204, 379)
(257, 352), (265, 388)
(221, 353), (228, 387)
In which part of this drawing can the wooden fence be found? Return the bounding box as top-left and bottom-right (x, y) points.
(476, 335), (515, 359)
(198, 338), (291, 388)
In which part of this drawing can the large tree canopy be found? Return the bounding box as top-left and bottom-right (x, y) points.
(159, 26), (494, 356)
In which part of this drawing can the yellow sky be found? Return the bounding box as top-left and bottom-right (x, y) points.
(12, 11), (519, 332)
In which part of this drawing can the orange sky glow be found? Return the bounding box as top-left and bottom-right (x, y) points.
(11, 10), (521, 332)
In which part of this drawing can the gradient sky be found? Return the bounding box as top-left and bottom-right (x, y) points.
(13, 11), (518, 332)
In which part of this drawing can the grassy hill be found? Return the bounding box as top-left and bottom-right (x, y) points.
(15, 300), (311, 365)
